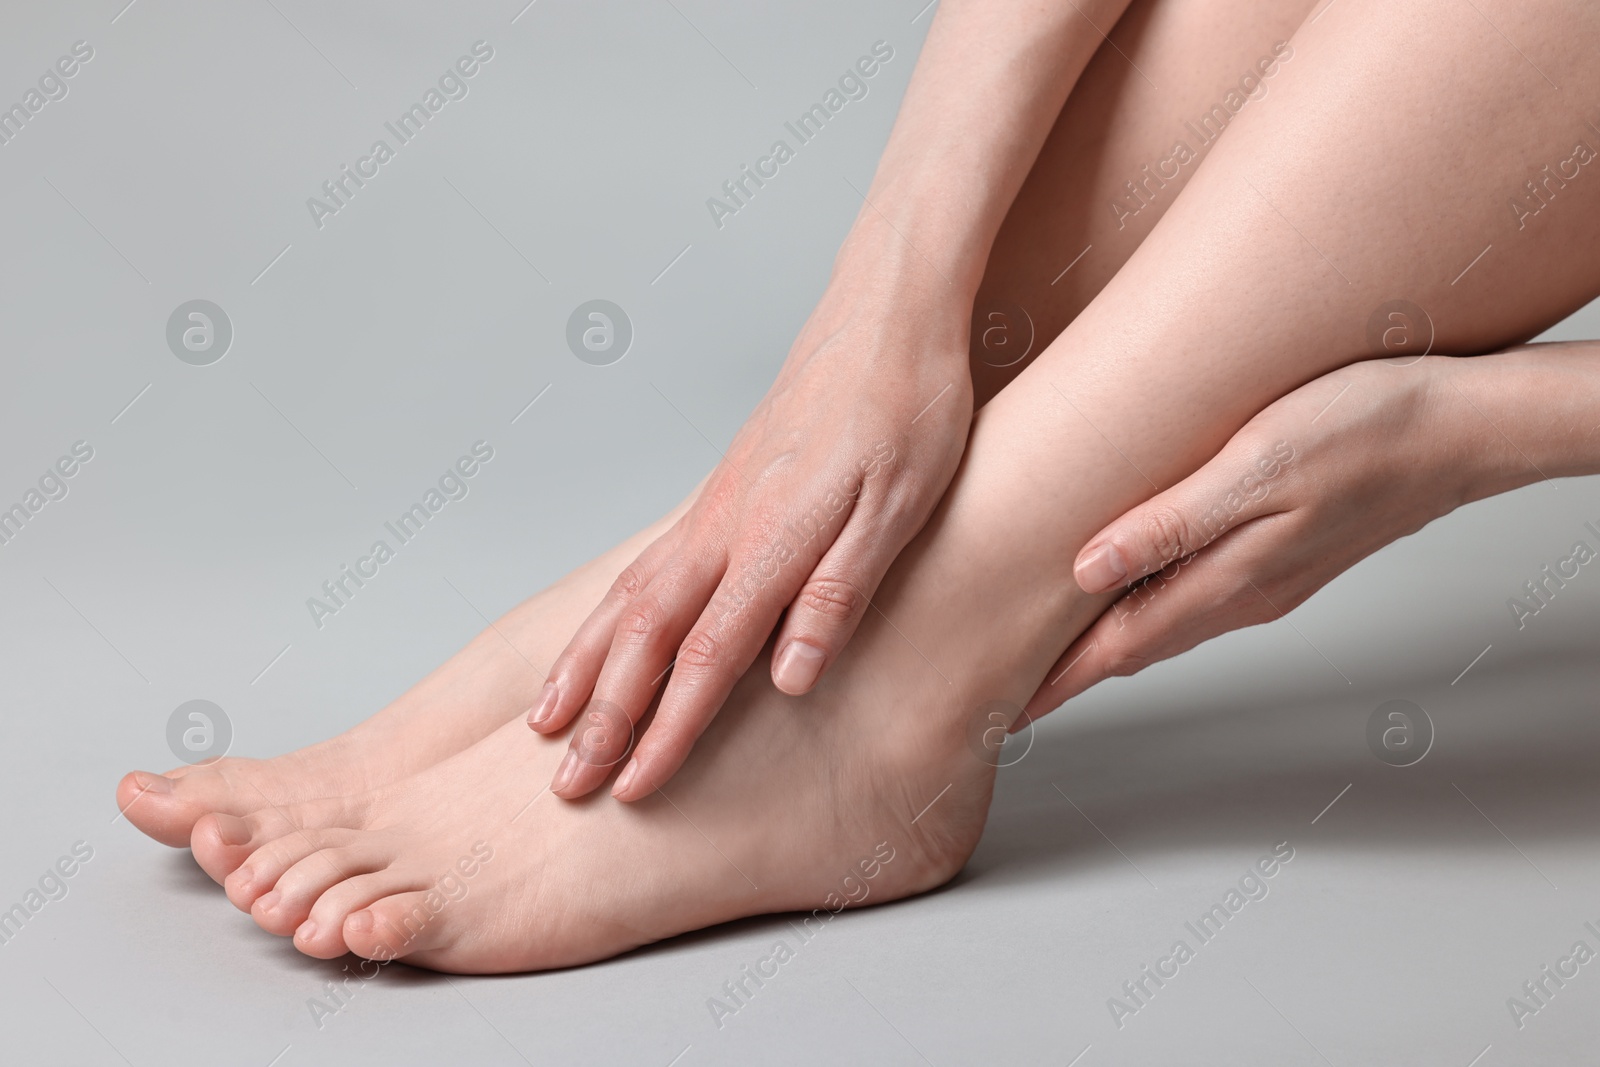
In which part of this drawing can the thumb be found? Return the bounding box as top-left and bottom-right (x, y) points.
(1073, 439), (1293, 594)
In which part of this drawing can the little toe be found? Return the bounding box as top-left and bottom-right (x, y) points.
(344, 890), (457, 962)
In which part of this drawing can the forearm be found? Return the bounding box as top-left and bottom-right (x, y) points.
(837, 0), (1134, 297)
(1439, 342), (1600, 503)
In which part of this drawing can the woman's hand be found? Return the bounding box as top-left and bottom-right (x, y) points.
(535, 234), (974, 801)
(1023, 353), (1530, 721)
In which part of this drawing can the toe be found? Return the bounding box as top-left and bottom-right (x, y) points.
(224, 826), (360, 912)
(193, 793), (370, 885)
(115, 771), (191, 847)
(251, 839), (389, 935)
(295, 870), (429, 960)
(344, 889), (455, 962)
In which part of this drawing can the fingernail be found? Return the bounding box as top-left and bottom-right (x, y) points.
(1076, 544), (1128, 593)
(134, 772), (173, 794)
(256, 890), (280, 913)
(528, 682), (559, 729)
(773, 641), (826, 694)
(297, 920), (318, 942)
(551, 751), (579, 795)
(612, 760), (640, 799)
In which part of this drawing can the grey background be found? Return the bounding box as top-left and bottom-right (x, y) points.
(2, 1), (1598, 1064)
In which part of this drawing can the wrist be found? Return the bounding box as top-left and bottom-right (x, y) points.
(832, 195), (988, 301)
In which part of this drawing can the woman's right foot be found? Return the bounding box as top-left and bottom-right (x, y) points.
(116, 507), (687, 852)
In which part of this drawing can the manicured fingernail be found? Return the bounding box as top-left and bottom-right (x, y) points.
(551, 751), (579, 795)
(134, 772), (173, 794)
(773, 641), (826, 694)
(528, 682), (560, 729)
(297, 920), (318, 942)
(1076, 544), (1128, 593)
(256, 890), (280, 913)
(612, 761), (640, 799)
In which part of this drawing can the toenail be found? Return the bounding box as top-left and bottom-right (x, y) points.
(345, 910), (374, 935)
(551, 751), (579, 794)
(297, 921), (318, 941)
(528, 682), (560, 729)
(233, 865), (254, 888)
(215, 817), (252, 846)
(134, 772), (173, 795)
(256, 890), (280, 913)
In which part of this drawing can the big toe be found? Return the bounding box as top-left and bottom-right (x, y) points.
(116, 770), (203, 847)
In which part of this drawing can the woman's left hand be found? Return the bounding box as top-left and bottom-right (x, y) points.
(1024, 355), (1488, 720)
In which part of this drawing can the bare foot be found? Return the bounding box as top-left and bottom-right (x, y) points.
(115, 507), (686, 851)
(207, 405), (1102, 972)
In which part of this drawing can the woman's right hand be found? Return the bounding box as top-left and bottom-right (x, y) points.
(532, 223), (977, 802)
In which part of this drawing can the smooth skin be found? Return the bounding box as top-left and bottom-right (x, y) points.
(533, 0), (1139, 802)
(1028, 343), (1600, 718)
(118, 0), (1600, 975)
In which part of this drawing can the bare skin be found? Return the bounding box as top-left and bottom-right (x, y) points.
(119, 0), (1315, 848)
(122, 0), (1600, 972)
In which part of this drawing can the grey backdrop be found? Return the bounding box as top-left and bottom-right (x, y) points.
(3, 1), (1599, 1064)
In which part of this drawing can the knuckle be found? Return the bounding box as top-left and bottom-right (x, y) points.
(796, 577), (864, 623)
(675, 628), (729, 676)
(1101, 646), (1150, 679)
(617, 600), (667, 645)
(1136, 506), (1194, 570)
(608, 562), (652, 605)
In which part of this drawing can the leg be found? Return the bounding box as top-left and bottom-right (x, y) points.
(119, 0), (1306, 847)
(208, 0), (1600, 971)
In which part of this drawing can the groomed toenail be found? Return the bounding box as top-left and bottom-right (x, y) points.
(256, 890), (280, 913)
(232, 865), (254, 888)
(215, 817), (252, 846)
(297, 921), (318, 941)
(134, 772), (173, 794)
(345, 910), (374, 935)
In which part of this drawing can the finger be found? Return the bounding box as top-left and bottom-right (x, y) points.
(610, 531), (838, 801)
(1026, 517), (1296, 722)
(1074, 439), (1296, 594)
(769, 516), (896, 695)
(551, 551), (726, 799)
(528, 529), (680, 735)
